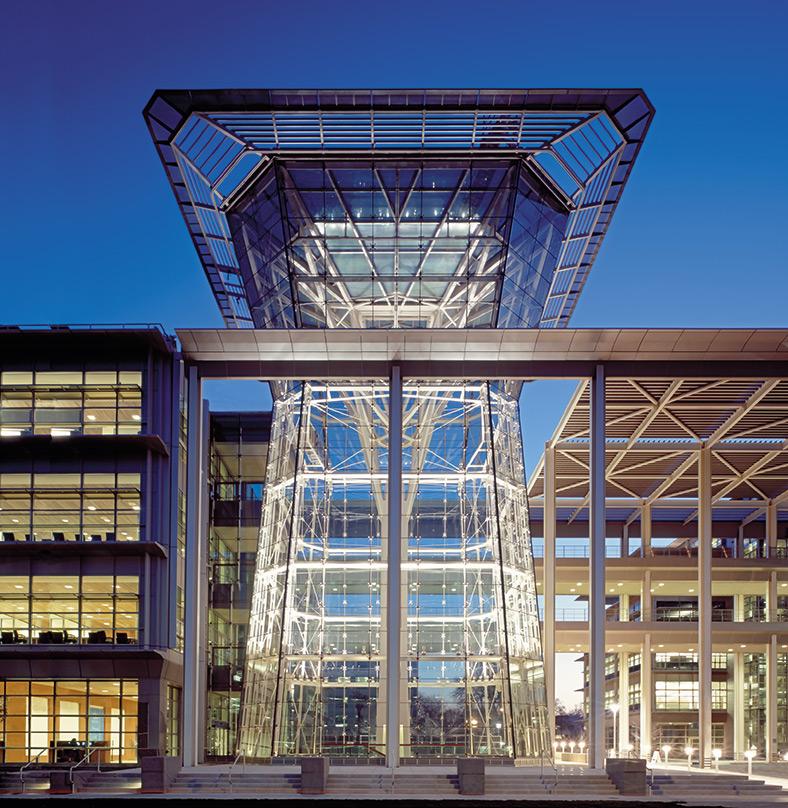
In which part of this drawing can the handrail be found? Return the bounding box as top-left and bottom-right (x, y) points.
(229, 726), (264, 793)
(19, 748), (48, 792)
(69, 747), (99, 793)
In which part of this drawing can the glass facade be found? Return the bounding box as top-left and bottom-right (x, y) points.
(0, 472), (141, 543)
(239, 378), (547, 760)
(0, 575), (139, 645)
(206, 412), (270, 758)
(228, 159), (567, 330)
(0, 679), (138, 764)
(0, 370), (142, 437)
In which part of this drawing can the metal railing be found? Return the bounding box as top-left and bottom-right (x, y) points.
(19, 748), (48, 792)
(69, 747), (100, 793)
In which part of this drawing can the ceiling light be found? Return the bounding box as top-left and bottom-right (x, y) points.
(658, 582), (664, 587)
(87, 415), (96, 421)
(87, 505), (96, 511)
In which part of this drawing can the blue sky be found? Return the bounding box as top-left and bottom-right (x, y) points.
(2, 0), (786, 459)
(2, 0), (786, 707)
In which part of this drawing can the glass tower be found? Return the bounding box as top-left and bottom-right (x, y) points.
(145, 88), (653, 761)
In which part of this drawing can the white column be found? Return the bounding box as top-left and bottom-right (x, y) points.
(620, 593), (629, 623)
(698, 446), (713, 767)
(640, 634), (652, 757)
(544, 444), (557, 746)
(386, 365), (403, 768)
(183, 365), (206, 766)
(589, 364), (606, 769)
(618, 652), (630, 754)
(767, 634), (778, 761)
(641, 570), (652, 622)
(734, 652), (745, 758)
(767, 502), (778, 559)
(620, 524), (629, 559)
(641, 504), (652, 558)
(769, 570), (778, 623)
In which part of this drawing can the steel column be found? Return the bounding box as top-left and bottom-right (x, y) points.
(589, 364), (606, 769)
(640, 633), (652, 757)
(767, 633), (778, 761)
(698, 446), (712, 768)
(543, 443), (557, 745)
(767, 502), (778, 558)
(183, 365), (206, 766)
(641, 504), (651, 558)
(618, 652), (629, 754)
(386, 365), (403, 768)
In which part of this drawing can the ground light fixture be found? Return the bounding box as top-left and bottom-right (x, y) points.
(745, 748), (756, 776)
(684, 745), (694, 770)
(712, 748), (722, 770)
(662, 744), (671, 764)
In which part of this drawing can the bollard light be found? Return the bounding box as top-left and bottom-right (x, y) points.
(569, 742), (576, 754)
(684, 745), (694, 770)
(662, 744), (671, 764)
(745, 748), (756, 776)
(712, 748), (722, 771)
(579, 740), (586, 754)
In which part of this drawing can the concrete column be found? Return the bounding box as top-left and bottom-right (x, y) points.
(641, 570), (651, 622)
(640, 634), (652, 757)
(736, 525), (745, 559)
(767, 634), (778, 761)
(386, 365), (403, 769)
(767, 502), (778, 559)
(589, 364), (606, 769)
(698, 446), (713, 768)
(618, 652), (630, 753)
(641, 504), (652, 558)
(543, 444), (557, 745)
(734, 652), (745, 758)
(183, 365), (206, 766)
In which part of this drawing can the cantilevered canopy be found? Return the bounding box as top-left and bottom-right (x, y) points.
(146, 88), (653, 328)
(527, 376), (788, 528)
(176, 326), (788, 379)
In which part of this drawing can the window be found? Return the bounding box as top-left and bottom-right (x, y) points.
(0, 575), (139, 645)
(629, 681), (641, 709)
(655, 680), (698, 711)
(0, 472), (141, 542)
(712, 653), (729, 670)
(0, 679), (138, 764)
(165, 685), (181, 756)
(0, 370), (142, 437)
(711, 681), (728, 711)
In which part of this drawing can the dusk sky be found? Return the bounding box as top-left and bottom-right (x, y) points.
(3, 0), (787, 708)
